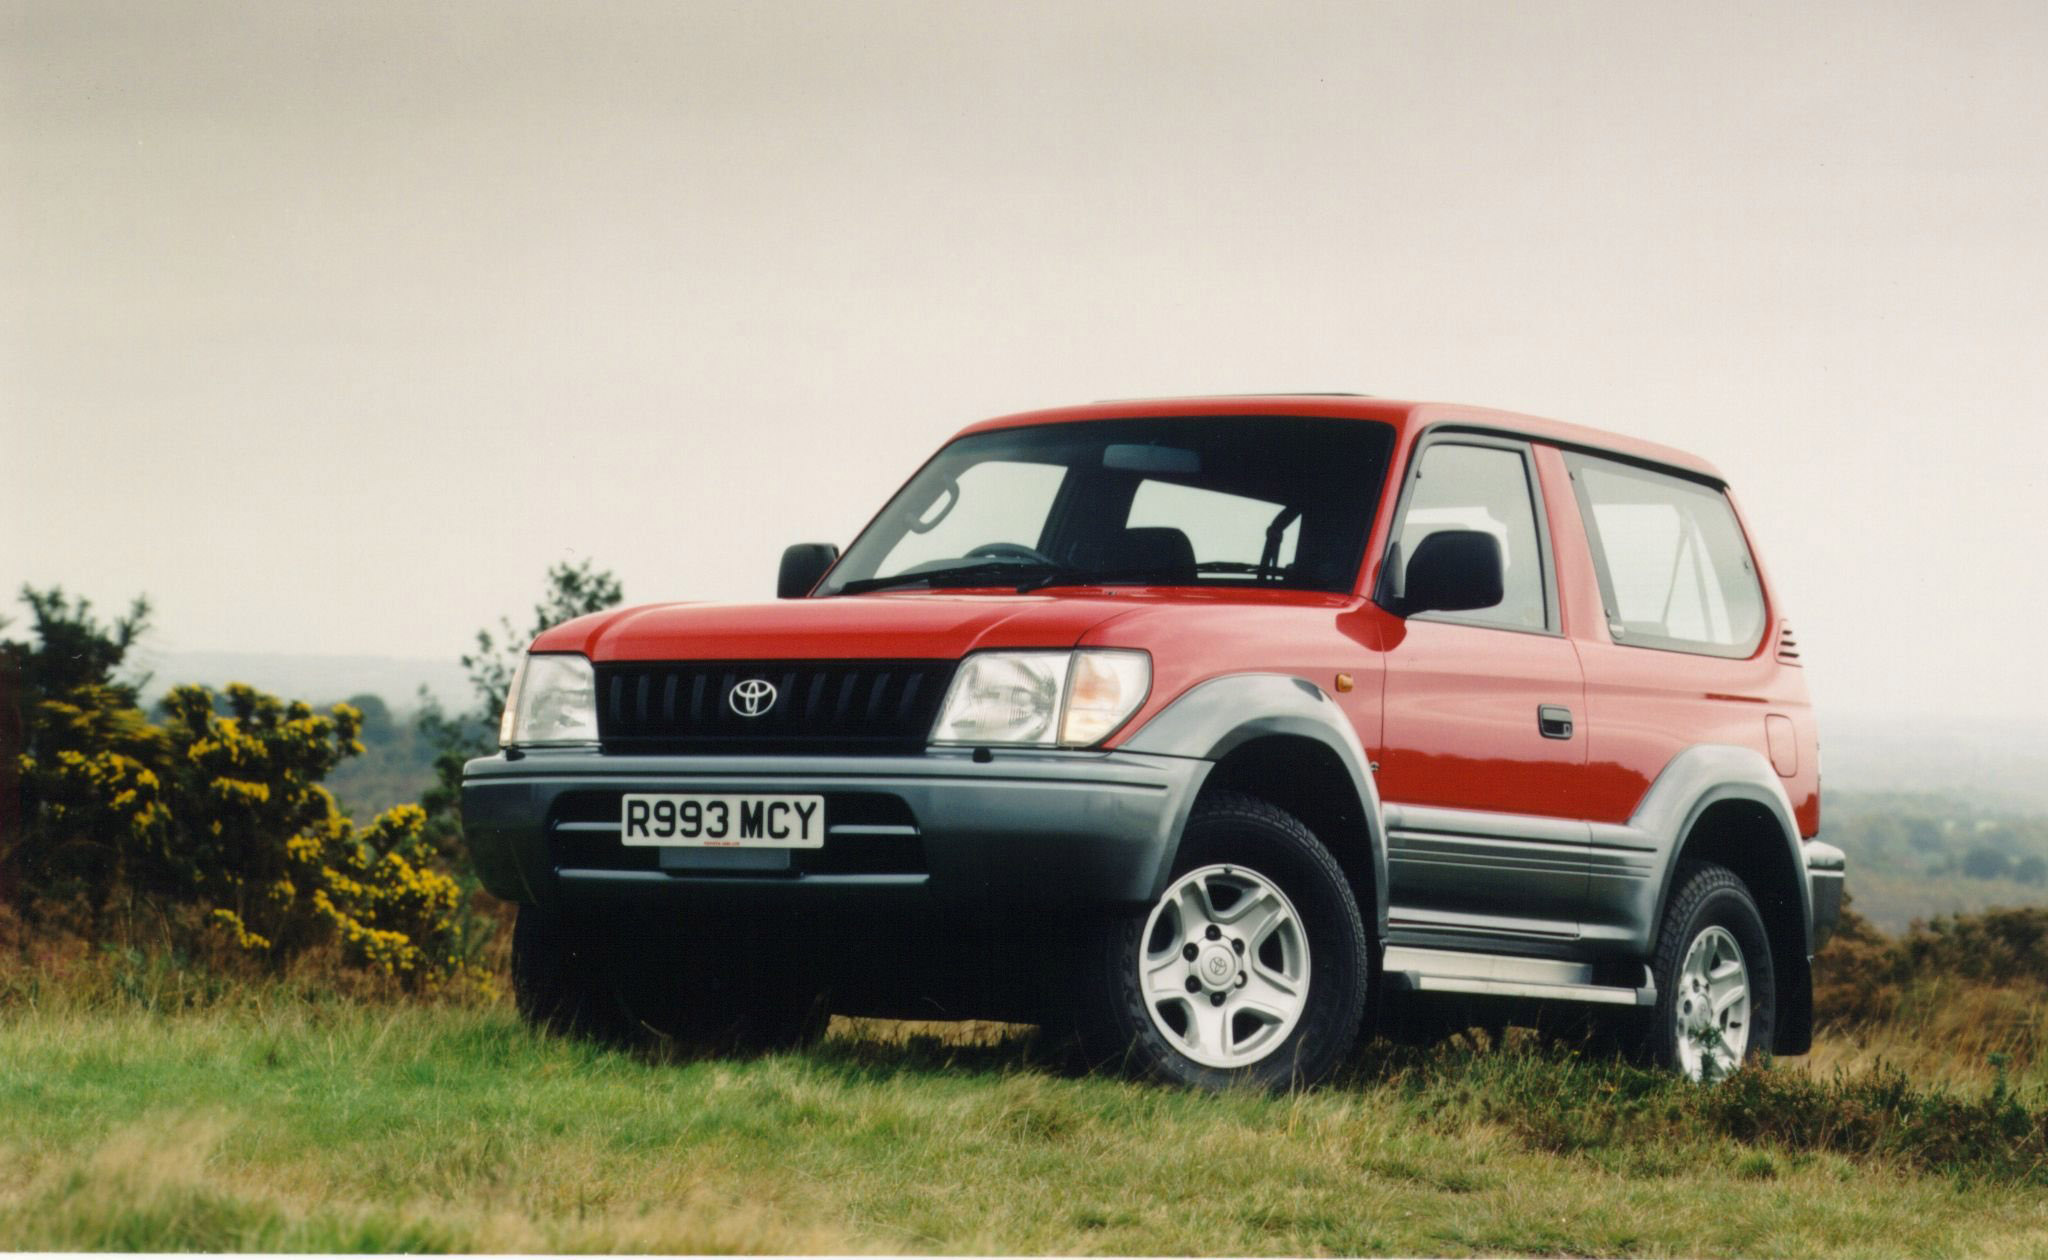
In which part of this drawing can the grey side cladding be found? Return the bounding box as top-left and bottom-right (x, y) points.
(1584, 744), (1814, 958)
(1120, 673), (1390, 929)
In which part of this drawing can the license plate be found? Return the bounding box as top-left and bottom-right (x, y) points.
(619, 794), (825, 848)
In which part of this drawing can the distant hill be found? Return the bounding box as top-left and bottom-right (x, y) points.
(1823, 712), (2048, 813)
(130, 650), (473, 714)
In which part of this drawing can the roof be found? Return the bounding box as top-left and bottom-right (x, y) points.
(956, 394), (1725, 483)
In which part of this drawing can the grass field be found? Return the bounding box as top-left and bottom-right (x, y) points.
(2, 997), (2045, 1257)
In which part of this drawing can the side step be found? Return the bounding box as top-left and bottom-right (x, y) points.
(1383, 946), (1656, 1008)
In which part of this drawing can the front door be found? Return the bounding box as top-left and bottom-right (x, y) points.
(1373, 436), (1589, 944)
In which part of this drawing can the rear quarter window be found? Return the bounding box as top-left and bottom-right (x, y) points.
(1566, 453), (1767, 658)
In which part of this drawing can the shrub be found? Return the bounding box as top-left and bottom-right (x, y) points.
(5, 589), (491, 997)
(1901, 907), (2048, 987)
(1814, 900), (2048, 1026)
(154, 684), (489, 993)
(1811, 901), (1908, 1024)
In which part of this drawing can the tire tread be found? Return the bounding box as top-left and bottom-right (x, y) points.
(1068, 789), (1369, 1090)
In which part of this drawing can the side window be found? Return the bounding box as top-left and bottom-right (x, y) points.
(1127, 480), (1299, 568)
(1393, 442), (1550, 631)
(1568, 455), (1766, 657)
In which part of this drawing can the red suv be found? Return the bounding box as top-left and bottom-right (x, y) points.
(464, 395), (1843, 1088)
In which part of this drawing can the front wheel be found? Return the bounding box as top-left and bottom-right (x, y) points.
(1068, 791), (1371, 1090)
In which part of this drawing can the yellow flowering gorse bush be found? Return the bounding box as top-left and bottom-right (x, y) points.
(8, 586), (498, 997)
(148, 685), (491, 993)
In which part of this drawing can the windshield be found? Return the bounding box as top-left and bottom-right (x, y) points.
(818, 416), (1395, 596)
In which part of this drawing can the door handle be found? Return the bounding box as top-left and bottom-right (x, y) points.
(1538, 705), (1574, 740)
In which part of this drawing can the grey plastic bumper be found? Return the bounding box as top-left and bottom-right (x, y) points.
(462, 746), (1209, 912)
(1805, 838), (1846, 951)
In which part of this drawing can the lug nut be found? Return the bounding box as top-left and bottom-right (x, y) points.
(1210, 992), (1226, 1007)
(1185, 977), (1201, 993)
(1235, 973), (1247, 988)
(1206, 925), (1222, 941)
(1182, 943), (1198, 961)
(1232, 938), (1245, 955)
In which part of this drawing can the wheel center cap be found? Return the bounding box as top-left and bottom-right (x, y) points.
(1681, 998), (1715, 1038)
(1197, 945), (1237, 992)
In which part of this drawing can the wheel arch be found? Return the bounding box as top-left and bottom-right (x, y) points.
(1120, 673), (1388, 938)
(1634, 746), (1814, 1055)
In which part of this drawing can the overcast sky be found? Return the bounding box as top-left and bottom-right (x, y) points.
(4, 1), (2044, 726)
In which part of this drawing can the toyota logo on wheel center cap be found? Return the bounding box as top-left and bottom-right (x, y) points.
(1198, 945), (1237, 990)
(729, 678), (778, 717)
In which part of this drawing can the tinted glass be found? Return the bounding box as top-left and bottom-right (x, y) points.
(1393, 442), (1549, 631)
(1127, 479), (1301, 569)
(877, 460), (1067, 576)
(821, 416), (1395, 594)
(1568, 454), (1766, 657)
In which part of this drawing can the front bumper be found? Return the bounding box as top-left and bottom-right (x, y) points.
(462, 746), (1209, 913)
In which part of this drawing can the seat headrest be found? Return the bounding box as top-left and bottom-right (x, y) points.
(1110, 527), (1197, 581)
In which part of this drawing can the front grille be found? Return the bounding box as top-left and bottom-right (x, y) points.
(595, 659), (957, 754)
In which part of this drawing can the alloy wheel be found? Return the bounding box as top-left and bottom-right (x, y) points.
(1673, 924), (1750, 1080)
(1138, 864), (1311, 1069)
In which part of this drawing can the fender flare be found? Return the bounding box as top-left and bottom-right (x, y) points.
(1120, 673), (1390, 931)
(1633, 744), (1813, 958)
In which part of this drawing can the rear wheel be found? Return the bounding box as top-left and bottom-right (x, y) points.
(1069, 791), (1370, 1090)
(1647, 863), (1776, 1080)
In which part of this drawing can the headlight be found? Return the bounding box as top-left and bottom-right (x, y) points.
(931, 649), (1150, 748)
(1060, 650), (1153, 746)
(500, 653), (600, 747)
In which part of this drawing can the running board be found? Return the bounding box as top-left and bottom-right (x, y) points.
(1383, 946), (1656, 1008)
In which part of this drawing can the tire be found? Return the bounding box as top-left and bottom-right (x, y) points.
(1647, 863), (1777, 1080)
(511, 902), (633, 1042)
(1068, 790), (1371, 1091)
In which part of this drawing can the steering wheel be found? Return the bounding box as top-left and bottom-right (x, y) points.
(965, 542), (1058, 566)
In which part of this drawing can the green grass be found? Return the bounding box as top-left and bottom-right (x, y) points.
(2, 1001), (2047, 1256)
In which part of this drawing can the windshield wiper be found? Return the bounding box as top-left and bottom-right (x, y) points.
(1014, 561), (1281, 593)
(843, 558), (1295, 596)
(836, 560), (1068, 596)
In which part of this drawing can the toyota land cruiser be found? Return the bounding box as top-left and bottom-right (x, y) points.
(463, 395), (1844, 1088)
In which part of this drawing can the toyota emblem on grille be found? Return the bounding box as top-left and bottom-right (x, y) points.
(729, 678), (778, 717)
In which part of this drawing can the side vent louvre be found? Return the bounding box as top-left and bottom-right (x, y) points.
(1776, 620), (1802, 666)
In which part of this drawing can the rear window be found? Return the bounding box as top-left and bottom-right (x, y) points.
(1566, 453), (1767, 658)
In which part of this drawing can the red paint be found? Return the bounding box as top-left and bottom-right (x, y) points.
(1766, 715), (1800, 778)
(537, 396), (1819, 837)
(1371, 615), (1587, 818)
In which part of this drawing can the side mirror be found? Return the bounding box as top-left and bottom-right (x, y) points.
(778, 543), (840, 599)
(1398, 529), (1503, 615)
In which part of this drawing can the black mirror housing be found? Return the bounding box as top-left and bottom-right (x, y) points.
(1399, 529), (1504, 615)
(778, 543), (840, 599)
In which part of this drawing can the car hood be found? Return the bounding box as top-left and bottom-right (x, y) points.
(532, 591), (1152, 661)
(528, 588), (1359, 662)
